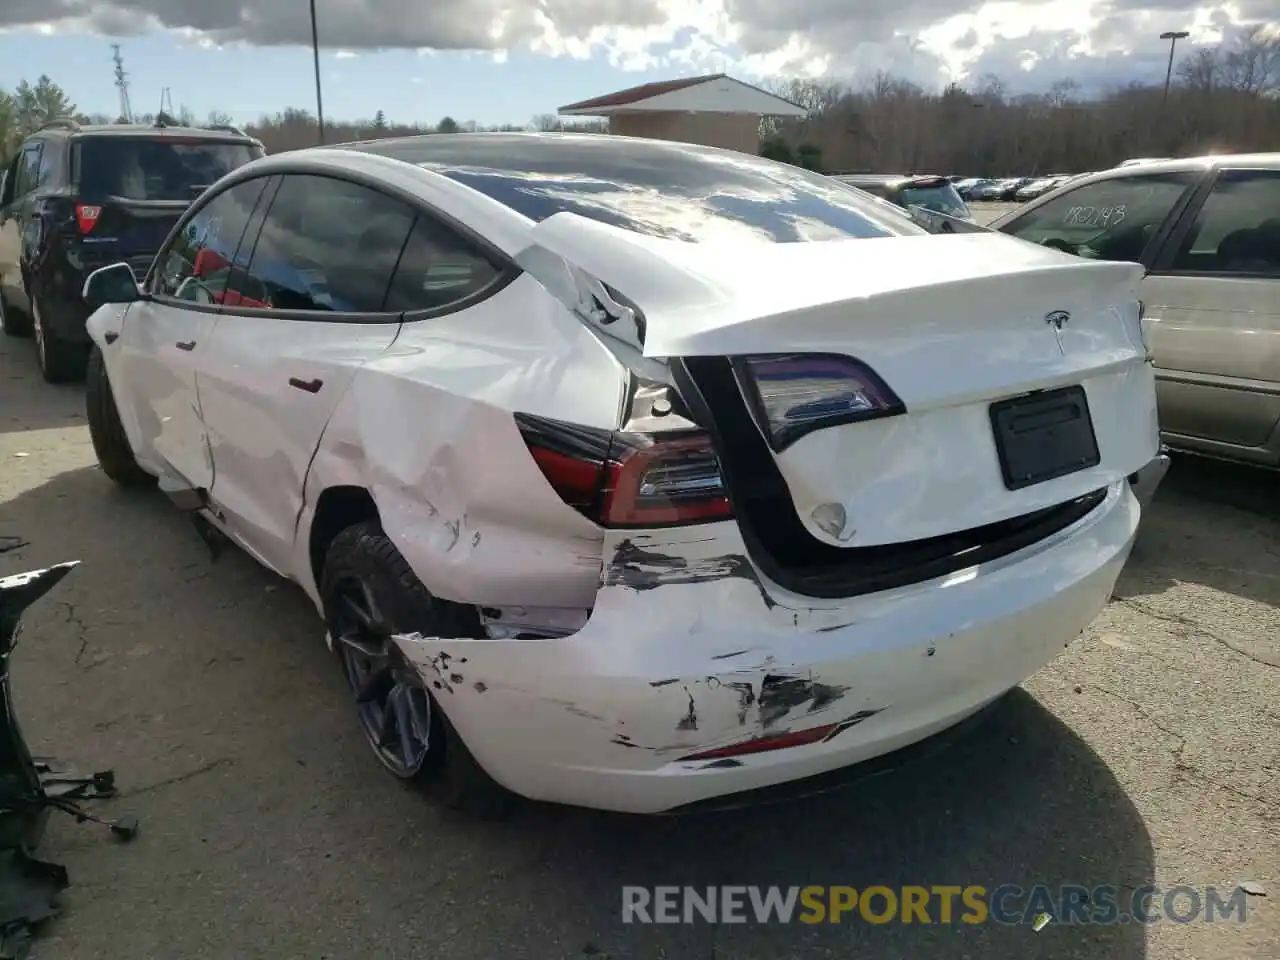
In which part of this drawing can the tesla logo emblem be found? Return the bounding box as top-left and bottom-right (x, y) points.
(1045, 310), (1071, 329)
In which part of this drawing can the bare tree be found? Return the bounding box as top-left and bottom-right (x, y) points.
(1217, 24), (1280, 94)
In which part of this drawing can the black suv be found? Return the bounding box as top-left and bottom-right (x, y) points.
(0, 120), (264, 382)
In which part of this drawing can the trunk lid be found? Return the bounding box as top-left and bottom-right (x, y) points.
(518, 214), (1159, 546)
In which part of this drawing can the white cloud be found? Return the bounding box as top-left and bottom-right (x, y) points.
(0, 0), (1273, 95)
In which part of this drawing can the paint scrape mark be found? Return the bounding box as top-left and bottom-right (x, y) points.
(822, 708), (885, 742)
(609, 540), (776, 608)
(757, 674), (849, 728)
(650, 678), (680, 688)
(676, 688), (698, 731)
(711, 649), (750, 661)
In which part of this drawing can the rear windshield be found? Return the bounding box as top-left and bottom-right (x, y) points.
(360, 135), (925, 243)
(76, 137), (263, 202)
(899, 182), (971, 218)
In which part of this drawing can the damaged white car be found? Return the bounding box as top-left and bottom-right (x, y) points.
(81, 134), (1164, 816)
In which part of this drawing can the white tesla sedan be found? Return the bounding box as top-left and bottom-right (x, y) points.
(80, 133), (1162, 816)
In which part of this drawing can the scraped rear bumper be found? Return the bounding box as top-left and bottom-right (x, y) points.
(393, 483), (1138, 814)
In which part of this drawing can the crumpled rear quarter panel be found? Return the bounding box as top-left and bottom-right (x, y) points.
(293, 275), (626, 610)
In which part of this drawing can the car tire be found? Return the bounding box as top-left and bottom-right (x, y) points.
(321, 520), (514, 819)
(32, 295), (88, 383)
(86, 345), (155, 487)
(0, 290), (33, 338)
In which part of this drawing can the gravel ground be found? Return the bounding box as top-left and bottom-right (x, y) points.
(0, 322), (1275, 959)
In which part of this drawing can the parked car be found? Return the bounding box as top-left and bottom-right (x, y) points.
(1014, 175), (1074, 201)
(990, 153), (1280, 469)
(0, 119), (264, 382)
(975, 177), (1035, 201)
(955, 178), (996, 201)
(833, 173), (974, 220)
(81, 133), (1162, 815)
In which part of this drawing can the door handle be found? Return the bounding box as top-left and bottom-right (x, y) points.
(288, 377), (323, 394)
(103, 332), (119, 344)
(175, 340), (196, 351)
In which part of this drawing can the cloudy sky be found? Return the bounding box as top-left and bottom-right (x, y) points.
(0, 0), (1273, 126)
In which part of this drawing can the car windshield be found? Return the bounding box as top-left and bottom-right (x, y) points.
(76, 137), (262, 202)
(359, 135), (926, 244)
(899, 182), (971, 218)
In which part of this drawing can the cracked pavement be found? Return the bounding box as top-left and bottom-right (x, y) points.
(1, 311), (1276, 959)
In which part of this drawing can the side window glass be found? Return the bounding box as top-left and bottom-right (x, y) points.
(1170, 170), (1280, 276)
(1002, 173), (1197, 262)
(13, 145), (42, 196)
(383, 216), (502, 313)
(233, 175), (415, 313)
(155, 178), (268, 302)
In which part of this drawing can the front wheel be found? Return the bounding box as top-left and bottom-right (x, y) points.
(320, 521), (513, 818)
(86, 345), (154, 487)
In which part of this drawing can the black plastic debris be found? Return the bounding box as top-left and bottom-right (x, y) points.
(0, 562), (138, 958)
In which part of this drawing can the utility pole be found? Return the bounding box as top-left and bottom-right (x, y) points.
(111, 43), (133, 123)
(1160, 30), (1190, 106)
(309, 0), (326, 144)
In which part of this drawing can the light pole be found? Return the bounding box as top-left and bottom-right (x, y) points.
(310, 0), (326, 144)
(1160, 30), (1189, 106)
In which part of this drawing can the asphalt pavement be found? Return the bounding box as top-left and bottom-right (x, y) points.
(0, 294), (1276, 959)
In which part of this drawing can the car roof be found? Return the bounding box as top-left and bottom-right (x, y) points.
(835, 174), (905, 184)
(836, 173), (952, 188)
(31, 122), (256, 143)
(1045, 153), (1280, 190)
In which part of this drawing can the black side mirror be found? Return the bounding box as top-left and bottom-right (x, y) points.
(82, 262), (141, 309)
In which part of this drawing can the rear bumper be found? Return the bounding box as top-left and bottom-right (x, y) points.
(393, 482), (1138, 814)
(1128, 451), (1171, 509)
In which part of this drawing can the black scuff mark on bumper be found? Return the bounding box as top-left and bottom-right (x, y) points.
(758, 674), (850, 728)
(822, 708), (885, 742)
(676, 688), (698, 730)
(650, 678), (680, 688)
(610, 539), (777, 609)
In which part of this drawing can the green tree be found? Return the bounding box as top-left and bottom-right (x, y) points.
(759, 135), (795, 164)
(372, 109), (388, 131)
(795, 142), (824, 172)
(0, 91), (18, 157)
(436, 115), (459, 134)
(14, 75), (76, 135)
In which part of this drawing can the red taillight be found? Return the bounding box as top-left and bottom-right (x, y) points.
(75, 204), (102, 234)
(517, 416), (733, 528)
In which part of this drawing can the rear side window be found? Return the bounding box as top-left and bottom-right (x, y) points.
(13, 143), (44, 196)
(1001, 172), (1197, 262)
(156, 178), (269, 301)
(232, 174), (416, 313)
(383, 216), (502, 313)
(76, 137), (262, 202)
(1169, 169), (1280, 276)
